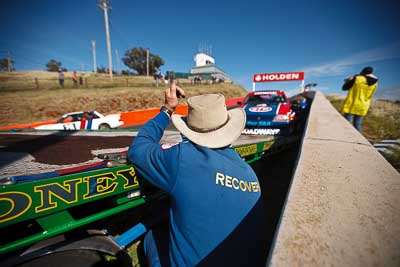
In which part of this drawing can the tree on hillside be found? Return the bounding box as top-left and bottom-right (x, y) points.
(97, 65), (107, 74)
(122, 47), (164, 75)
(97, 65), (116, 74)
(0, 58), (15, 72)
(46, 59), (66, 72)
(121, 70), (135, 76)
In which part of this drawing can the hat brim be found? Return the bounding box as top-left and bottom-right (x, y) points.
(171, 108), (246, 148)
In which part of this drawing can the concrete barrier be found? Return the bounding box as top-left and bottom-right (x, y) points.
(120, 97), (244, 127)
(269, 91), (400, 266)
(0, 120), (56, 131)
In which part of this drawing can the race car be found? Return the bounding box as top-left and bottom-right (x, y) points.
(35, 110), (123, 130)
(239, 90), (296, 135)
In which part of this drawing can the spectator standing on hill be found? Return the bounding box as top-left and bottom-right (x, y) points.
(153, 72), (159, 88)
(72, 71), (78, 86)
(128, 82), (267, 267)
(341, 66), (378, 132)
(58, 69), (64, 87)
(153, 68), (162, 88)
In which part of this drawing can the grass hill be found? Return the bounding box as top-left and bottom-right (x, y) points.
(326, 94), (400, 171)
(326, 94), (400, 141)
(0, 71), (248, 126)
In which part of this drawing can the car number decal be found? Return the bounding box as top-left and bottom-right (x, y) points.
(249, 106), (272, 112)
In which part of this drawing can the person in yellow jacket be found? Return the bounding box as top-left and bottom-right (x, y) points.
(341, 66), (378, 131)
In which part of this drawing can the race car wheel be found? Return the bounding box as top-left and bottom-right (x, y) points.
(99, 123), (111, 130)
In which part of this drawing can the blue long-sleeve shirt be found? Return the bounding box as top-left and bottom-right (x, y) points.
(128, 112), (267, 267)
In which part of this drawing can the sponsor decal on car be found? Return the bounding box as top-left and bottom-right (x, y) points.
(253, 91), (277, 95)
(242, 128), (281, 135)
(263, 140), (275, 151)
(234, 144), (257, 157)
(0, 167), (139, 224)
(249, 106), (272, 112)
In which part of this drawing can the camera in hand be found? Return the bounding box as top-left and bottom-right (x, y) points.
(177, 90), (185, 98)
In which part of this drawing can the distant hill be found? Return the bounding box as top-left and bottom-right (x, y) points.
(374, 87), (400, 102)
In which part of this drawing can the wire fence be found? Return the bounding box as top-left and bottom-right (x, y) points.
(0, 73), (226, 91)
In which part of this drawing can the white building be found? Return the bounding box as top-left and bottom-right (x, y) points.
(189, 53), (231, 82)
(194, 53), (215, 67)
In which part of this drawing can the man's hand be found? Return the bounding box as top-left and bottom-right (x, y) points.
(164, 81), (185, 111)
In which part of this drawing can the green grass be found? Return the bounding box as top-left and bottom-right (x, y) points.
(125, 241), (143, 266)
(326, 95), (400, 141)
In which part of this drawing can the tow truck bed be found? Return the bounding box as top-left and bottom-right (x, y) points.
(0, 130), (299, 264)
(0, 130), (278, 179)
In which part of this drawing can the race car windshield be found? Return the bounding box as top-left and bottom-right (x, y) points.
(247, 94), (286, 105)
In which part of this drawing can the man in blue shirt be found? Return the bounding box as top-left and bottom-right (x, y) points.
(128, 83), (267, 266)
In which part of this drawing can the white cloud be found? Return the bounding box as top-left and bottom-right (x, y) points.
(301, 42), (400, 78)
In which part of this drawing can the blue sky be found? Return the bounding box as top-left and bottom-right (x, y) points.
(1, 0), (399, 98)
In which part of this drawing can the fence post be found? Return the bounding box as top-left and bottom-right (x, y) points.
(34, 77), (39, 89)
(84, 77), (88, 87)
(126, 78), (129, 87)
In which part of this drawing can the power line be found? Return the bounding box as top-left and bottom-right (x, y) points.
(108, 18), (131, 50)
(13, 58), (44, 68)
(12, 55), (44, 65)
(115, 48), (120, 74)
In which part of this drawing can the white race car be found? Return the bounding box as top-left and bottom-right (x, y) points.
(35, 111), (123, 130)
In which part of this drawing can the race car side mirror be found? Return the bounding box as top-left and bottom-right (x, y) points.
(237, 101), (242, 105)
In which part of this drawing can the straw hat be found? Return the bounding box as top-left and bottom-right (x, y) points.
(171, 94), (246, 148)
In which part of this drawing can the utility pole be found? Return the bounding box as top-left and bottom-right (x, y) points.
(146, 48), (149, 77)
(91, 40), (97, 73)
(7, 51), (12, 72)
(98, 0), (113, 80)
(115, 49), (120, 75)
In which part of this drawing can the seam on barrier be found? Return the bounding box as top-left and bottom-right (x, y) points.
(308, 137), (371, 147)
